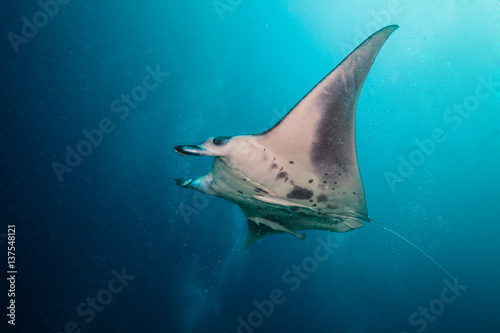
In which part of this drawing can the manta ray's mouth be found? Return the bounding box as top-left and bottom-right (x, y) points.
(174, 145), (205, 156)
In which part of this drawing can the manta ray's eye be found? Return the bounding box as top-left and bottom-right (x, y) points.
(212, 136), (230, 146)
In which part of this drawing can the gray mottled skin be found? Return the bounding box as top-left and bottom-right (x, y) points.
(174, 26), (398, 248)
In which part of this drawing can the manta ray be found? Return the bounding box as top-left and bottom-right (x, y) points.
(174, 24), (465, 290)
(175, 25), (397, 248)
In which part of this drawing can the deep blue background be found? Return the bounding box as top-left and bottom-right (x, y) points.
(1, 1), (499, 332)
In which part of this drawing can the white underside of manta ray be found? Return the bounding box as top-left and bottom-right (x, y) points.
(175, 25), (398, 249)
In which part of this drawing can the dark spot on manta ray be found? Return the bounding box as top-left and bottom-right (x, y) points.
(308, 179), (313, 183)
(242, 178), (247, 181)
(276, 171), (288, 179)
(353, 192), (357, 195)
(289, 161), (294, 164)
(312, 204), (317, 207)
(323, 181), (327, 184)
(317, 194), (328, 203)
(238, 190), (243, 194)
(286, 186), (314, 200)
(271, 163), (278, 169)
(309, 199), (314, 202)
(331, 187), (335, 190)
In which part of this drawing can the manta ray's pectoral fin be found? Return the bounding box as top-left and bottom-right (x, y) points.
(242, 219), (280, 251)
(255, 25), (399, 218)
(243, 219), (289, 251)
(242, 216), (305, 251)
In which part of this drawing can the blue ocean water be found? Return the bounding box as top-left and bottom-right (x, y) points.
(1, 0), (499, 332)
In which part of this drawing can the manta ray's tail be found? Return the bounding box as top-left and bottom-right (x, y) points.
(369, 219), (466, 291)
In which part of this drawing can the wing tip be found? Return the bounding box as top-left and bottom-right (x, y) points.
(363, 24), (399, 47)
(375, 24), (399, 36)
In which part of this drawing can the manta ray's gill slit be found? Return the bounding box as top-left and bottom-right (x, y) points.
(254, 187), (269, 194)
